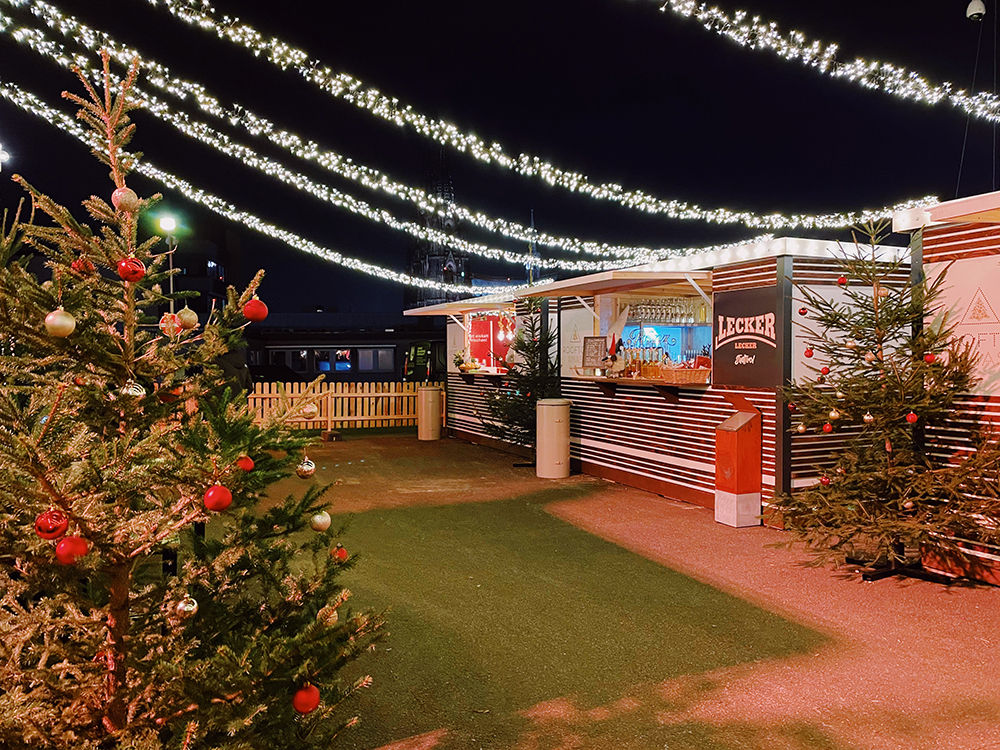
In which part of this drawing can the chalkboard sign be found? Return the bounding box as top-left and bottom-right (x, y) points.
(582, 336), (608, 368)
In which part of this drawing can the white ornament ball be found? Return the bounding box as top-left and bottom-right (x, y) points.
(176, 596), (198, 617)
(111, 186), (140, 213)
(176, 305), (199, 330)
(829, 409), (840, 420)
(301, 403), (319, 420)
(44, 308), (76, 337)
(796, 423), (807, 434)
(119, 380), (146, 398)
(296, 458), (316, 478)
(310, 511), (332, 532)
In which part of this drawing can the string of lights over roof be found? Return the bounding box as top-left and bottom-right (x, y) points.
(0, 77), (526, 296)
(0, 75), (771, 294)
(5, 0), (679, 263)
(2, 18), (640, 273)
(649, 0), (1000, 122)
(122, 0), (936, 230)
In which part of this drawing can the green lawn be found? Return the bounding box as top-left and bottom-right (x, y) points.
(334, 486), (828, 749)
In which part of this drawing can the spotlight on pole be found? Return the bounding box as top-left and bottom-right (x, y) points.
(968, 0), (986, 21)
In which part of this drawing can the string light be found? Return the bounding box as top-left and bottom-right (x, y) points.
(649, 0), (1000, 122)
(1, 0), (760, 262)
(119, 0), (936, 229)
(0, 77), (528, 296)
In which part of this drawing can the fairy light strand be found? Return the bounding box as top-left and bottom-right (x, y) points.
(650, 0), (1000, 122)
(3, 0), (670, 262)
(0, 74), (775, 294)
(0, 77), (527, 295)
(112, 0), (936, 229)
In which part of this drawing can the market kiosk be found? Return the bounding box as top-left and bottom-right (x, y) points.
(405, 237), (910, 520)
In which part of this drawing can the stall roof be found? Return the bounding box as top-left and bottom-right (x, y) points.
(403, 290), (515, 317)
(893, 191), (1000, 232)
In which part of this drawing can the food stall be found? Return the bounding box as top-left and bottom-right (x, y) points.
(405, 236), (910, 519)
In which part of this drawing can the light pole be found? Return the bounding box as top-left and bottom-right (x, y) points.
(159, 216), (177, 313)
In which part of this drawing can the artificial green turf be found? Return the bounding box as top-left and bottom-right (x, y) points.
(334, 487), (828, 749)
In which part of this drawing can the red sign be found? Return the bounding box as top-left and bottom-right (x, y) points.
(468, 316), (512, 368)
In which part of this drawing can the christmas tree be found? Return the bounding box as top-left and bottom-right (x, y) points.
(480, 297), (559, 451)
(772, 223), (1000, 577)
(0, 56), (384, 749)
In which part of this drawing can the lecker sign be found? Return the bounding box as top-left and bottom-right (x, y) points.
(712, 285), (780, 387)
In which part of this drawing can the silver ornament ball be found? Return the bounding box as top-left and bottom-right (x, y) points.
(310, 511), (332, 532)
(296, 458), (316, 478)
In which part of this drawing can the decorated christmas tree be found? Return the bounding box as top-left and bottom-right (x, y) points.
(0, 56), (383, 749)
(772, 223), (1000, 578)
(480, 297), (559, 451)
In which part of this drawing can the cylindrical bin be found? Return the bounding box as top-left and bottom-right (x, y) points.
(417, 386), (442, 441)
(536, 398), (572, 478)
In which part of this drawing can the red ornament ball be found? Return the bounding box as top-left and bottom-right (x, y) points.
(787, 402), (796, 412)
(242, 298), (268, 322)
(798, 307), (808, 316)
(204, 484), (233, 512)
(906, 411), (919, 424)
(71, 257), (96, 275)
(820, 366), (830, 375)
(111, 186), (140, 213)
(820, 476), (831, 486)
(35, 509), (69, 540)
(292, 683), (321, 714)
(117, 257), (146, 282)
(924, 353), (937, 364)
(236, 455), (255, 472)
(837, 275), (847, 285)
(822, 422), (833, 433)
(55, 536), (88, 565)
(804, 348), (814, 358)
(332, 543), (349, 562)
(158, 313), (181, 337)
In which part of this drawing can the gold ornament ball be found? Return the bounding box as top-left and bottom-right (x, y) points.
(111, 186), (141, 213)
(296, 458), (316, 478)
(44, 308), (76, 337)
(176, 305), (199, 330)
(796, 423), (807, 434)
(829, 409), (840, 420)
(301, 403), (319, 420)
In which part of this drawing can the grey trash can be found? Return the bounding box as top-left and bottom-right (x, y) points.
(536, 398), (572, 478)
(417, 386), (442, 441)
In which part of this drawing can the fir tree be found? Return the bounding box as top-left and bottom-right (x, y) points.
(0, 56), (384, 749)
(772, 223), (1000, 575)
(480, 298), (559, 451)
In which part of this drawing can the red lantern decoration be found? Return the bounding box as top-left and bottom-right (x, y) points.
(804, 348), (814, 358)
(204, 484), (233, 511)
(242, 298), (268, 322)
(117, 257), (146, 282)
(236, 456), (255, 472)
(822, 423), (833, 433)
(55, 536), (88, 565)
(924, 353), (937, 364)
(906, 411), (919, 424)
(292, 683), (321, 714)
(35, 509), (69, 540)
(332, 543), (349, 562)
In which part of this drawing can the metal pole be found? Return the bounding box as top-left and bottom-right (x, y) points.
(168, 235), (176, 313)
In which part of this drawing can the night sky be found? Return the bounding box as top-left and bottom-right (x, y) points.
(1, 0), (998, 315)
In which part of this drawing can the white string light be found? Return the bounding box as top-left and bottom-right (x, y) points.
(0, 77), (528, 296)
(114, 0), (936, 229)
(3, 0), (757, 264)
(649, 0), (1000, 122)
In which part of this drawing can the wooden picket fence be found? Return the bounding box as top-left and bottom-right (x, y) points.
(249, 381), (446, 430)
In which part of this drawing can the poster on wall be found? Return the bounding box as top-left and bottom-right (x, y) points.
(712, 285), (780, 388)
(926, 256), (1000, 394)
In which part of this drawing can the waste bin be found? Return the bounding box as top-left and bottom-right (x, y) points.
(714, 409), (762, 527)
(417, 386), (442, 441)
(536, 398), (572, 478)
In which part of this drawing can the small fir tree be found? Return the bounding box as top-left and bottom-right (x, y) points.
(480, 298), (559, 451)
(0, 57), (384, 749)
(772, 223), (1000, 574)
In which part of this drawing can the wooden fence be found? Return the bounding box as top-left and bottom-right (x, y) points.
(249, 381), (446, 430)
